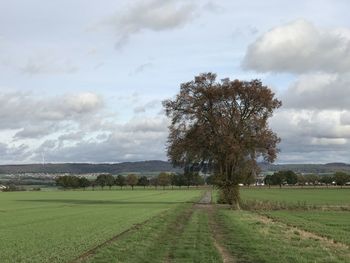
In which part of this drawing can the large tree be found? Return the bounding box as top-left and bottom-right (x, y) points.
(163, 73), (281, 208)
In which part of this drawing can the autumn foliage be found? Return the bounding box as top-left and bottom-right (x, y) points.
(163, 73), (281, 207)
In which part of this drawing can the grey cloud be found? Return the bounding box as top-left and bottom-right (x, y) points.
(340, 111), (350, 125)
(270, 109), (350, 163)
(0, 143), (31, 163)
(30, 116), (169, 163)
(242, 20), (350, 73)
(14, 123), (58, 139)
(283, 73), (350, 110)
(58, 131), (86, 142)
(103, 0), (198, 48)
(0, 92), (103, 137)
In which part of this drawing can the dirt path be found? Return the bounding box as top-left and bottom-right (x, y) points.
(196, 190), (236, 263)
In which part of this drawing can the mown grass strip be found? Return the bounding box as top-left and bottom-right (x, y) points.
(170, 209), (222, 263)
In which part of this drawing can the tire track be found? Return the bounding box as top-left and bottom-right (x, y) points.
(71, 210), (169, 263)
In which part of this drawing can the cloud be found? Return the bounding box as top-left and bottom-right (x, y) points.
(270, 109), (350, 163)
(31, 116), (169, 163)
(283, 73), (350, 110)
(0, 92), (103, 136)
(340, 111), (350, 125)
(0, 143), (31, 163)
(242, 20), (350, 73)
(102, 0), (198, 48)
(0, 90), (169, 163)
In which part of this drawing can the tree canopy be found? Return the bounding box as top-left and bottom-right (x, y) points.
(163, 73), (281, 207)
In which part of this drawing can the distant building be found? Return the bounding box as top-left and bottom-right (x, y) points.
(255, 173), (266, 186)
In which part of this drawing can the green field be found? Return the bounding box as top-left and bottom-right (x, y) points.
(0, 190), (202, 263)
(1, 188), (349, 263)
(240, 187), (350, 206)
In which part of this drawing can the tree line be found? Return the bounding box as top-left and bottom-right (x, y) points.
(264, 171), (350, 187)
(55, 172), (207, 190)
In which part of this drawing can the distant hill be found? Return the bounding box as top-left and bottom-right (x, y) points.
(0, 160), (349, 175)
(259, 162), (350, 173)
(0, 160), (181, 174)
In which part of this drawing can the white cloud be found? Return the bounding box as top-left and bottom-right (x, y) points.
(242, 20), (350, 73)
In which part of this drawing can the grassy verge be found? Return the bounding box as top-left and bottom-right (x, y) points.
(263, 210), (350, 246)
(216, 208), (350, 263)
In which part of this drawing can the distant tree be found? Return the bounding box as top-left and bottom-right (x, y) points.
(170, 173), (177, 189)
(264, 174), (272, 188)
(96, 174), (110, 190)
(305, 174), (319, 187)
(150, 177), (158, 189)
(115, 175), (126, 189)
(91, 180), (96, 191)
(284, 171), (298, 185)
(192, 172), (205, 187)
(55, 175), (80, 189)
(297, 174), (307, 187)
(319, 175), (334, 187)
(184, 170), (194, 189)
(126, 174), (138, 190)
(138, 176), (149, 189)
(79, 177), (90, 190)
(172, 173), (184, 188)
(270, 172), (285, 187)
(334, 172), (349, 188)
(105, 174), (115, 190)
(158, 172), (171, 190)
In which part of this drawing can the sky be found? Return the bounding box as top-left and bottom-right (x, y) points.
(0, 0), (350, 164)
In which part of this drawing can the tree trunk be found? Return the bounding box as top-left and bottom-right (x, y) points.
(220, 184), (240, 209)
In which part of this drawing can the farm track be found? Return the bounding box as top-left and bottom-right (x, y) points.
(73, 190), (236, 263)
(195, 190), (236, 263)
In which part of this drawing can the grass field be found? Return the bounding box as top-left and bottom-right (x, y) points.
(0, 189), (202, 263)
(240, 187), (350, 206)
(1, 187), (349, 263)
